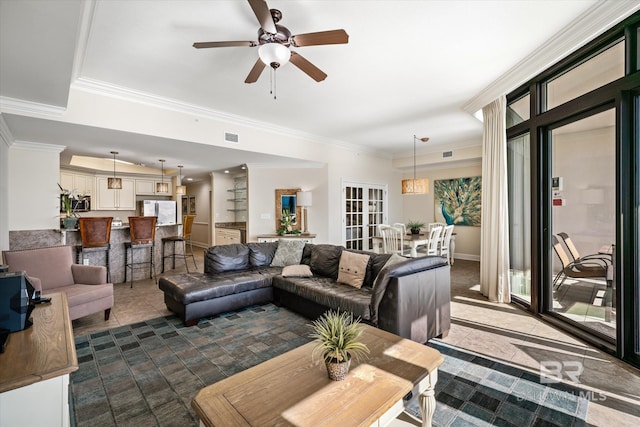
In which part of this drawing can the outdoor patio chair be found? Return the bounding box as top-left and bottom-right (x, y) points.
(552, 235), (609, 290)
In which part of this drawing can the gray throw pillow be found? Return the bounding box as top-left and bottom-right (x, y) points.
(270, 239), (306, 267)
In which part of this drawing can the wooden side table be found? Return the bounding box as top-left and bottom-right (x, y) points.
(0, 292), (78, 427)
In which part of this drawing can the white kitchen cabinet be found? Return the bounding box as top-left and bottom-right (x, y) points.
(135, 178), (173, 196)
(95, 177), (135, 210)
(60, 170), (94, 195)
(215, 228), (241, 245)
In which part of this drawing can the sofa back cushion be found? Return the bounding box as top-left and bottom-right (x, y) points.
(270, 239), (306, 267)
(247, 242), (278, 267)
(309, 244), (344, 279)
(205, 244), (250, 273)
(2, 245), (75, 290)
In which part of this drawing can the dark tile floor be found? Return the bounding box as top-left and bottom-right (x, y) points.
(71, 251), (640, 426)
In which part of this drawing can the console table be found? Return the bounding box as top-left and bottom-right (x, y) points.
(257, 233), (316, 243)
(0, 292), (78, 427)
(192, 325), (443, 426)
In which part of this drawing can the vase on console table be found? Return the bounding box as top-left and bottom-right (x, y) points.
(61, 217), (78, 230)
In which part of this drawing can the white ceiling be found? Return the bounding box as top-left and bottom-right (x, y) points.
(2, 0), (635, 179)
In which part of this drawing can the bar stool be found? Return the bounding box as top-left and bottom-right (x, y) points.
(161, 214), (197, 273)
(124, 216), (157, 288)
(77, 217), (113, 282)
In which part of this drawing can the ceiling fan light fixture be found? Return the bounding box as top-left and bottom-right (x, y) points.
(258, 43), (290, 68)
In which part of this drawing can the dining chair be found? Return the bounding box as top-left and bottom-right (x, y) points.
(439, 225), (455, 263)
(393, 223), (412, 252)
(423, 225), (443, 256)
(379, 225), (407, 256)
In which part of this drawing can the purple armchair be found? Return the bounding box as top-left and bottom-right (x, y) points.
(2, 245), (113, 321)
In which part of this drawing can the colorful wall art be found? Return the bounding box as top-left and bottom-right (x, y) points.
(434, 176), (482, 227)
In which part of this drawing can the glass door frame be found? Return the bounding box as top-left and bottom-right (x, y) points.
(341, 180), (388, 250)
(540, 103), (618, 347)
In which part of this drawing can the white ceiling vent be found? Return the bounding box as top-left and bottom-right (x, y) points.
(442, 150), (453, 158)
(224, 132), (239, 143)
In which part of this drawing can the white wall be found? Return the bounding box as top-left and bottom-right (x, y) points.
(186, 180), (211, 248)
(8, 142), (64, 231)
(402, 162), (482, 260)
(248, 166), (328, 242)
(212, 172), (236, 223)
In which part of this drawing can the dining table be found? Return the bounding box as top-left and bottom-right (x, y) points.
(371, 233), (456, 263)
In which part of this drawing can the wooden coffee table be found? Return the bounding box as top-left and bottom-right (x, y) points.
(192, 324), (443, 427)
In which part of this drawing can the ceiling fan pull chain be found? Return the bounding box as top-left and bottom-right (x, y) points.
(274, 68), (277, 100)
(269, 67), (273, 97)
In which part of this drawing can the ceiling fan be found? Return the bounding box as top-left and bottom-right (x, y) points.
(193, 0), (349, 84)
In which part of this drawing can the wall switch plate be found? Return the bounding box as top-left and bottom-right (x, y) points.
(260, 213), (271, 220)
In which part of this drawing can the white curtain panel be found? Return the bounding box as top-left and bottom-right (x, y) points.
(480, 96), (511, 303)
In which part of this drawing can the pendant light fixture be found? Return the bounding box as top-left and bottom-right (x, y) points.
(175, 165), (186, 195)
(107, 151), (123, 189)
(157, 159), (168, 193)
(401, 135), (429, 195)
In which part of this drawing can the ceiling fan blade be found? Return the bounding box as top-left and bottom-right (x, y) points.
(291, 29), (349, 47)
(289, 52), (327, 82)
(193, 41), (257, 49)
(245, 58), (266, 83)
(248, 0), (277, 34)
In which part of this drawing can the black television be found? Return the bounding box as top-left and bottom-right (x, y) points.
(0, 271), (36, 352)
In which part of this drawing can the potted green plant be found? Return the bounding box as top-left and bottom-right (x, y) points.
(277, 209), (301, 235)
(407, 220), (425, 234)
(309, 310), (369, 381)
(58, 184), (80, 229)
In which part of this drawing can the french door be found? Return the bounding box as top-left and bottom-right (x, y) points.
(342, 182), (387, 250)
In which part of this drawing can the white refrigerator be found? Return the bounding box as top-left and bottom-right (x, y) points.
(139, 200), (177, 225)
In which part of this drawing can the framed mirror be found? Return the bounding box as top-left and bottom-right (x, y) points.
(275, 188), (301, 232)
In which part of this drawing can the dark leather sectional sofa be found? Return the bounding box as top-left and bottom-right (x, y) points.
(158, 241), (451, 343)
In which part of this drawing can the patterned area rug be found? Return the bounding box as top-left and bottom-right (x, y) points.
(405, 341), (589, 427)
(70, 304), (589, 427)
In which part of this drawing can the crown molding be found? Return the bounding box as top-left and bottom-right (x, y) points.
(70, 77), (382, 156)
(463, 1), (640, 114)
(71, 0), (96, 82)
(0, 115), (14, 147)
(0, 96), (67, 117)
(11, 140), (66, 153)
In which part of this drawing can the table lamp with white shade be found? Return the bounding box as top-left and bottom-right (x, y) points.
(296, 191), (312, 234)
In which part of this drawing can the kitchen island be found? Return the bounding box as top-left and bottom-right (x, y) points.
(7, 223), (179, 284)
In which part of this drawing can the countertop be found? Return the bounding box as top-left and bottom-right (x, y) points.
(215, 222), (246, 231)
(60, 223), (180, 232)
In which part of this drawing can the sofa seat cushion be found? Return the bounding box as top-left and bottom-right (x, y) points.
(46, 283), (113, 307)
(273, 276), (372, 320)
(159, 270), (276, 305)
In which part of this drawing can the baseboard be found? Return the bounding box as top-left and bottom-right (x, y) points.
(454, 253), (480, 262)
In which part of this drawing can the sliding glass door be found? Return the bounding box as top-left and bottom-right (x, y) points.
(547, 109), (617, 341)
